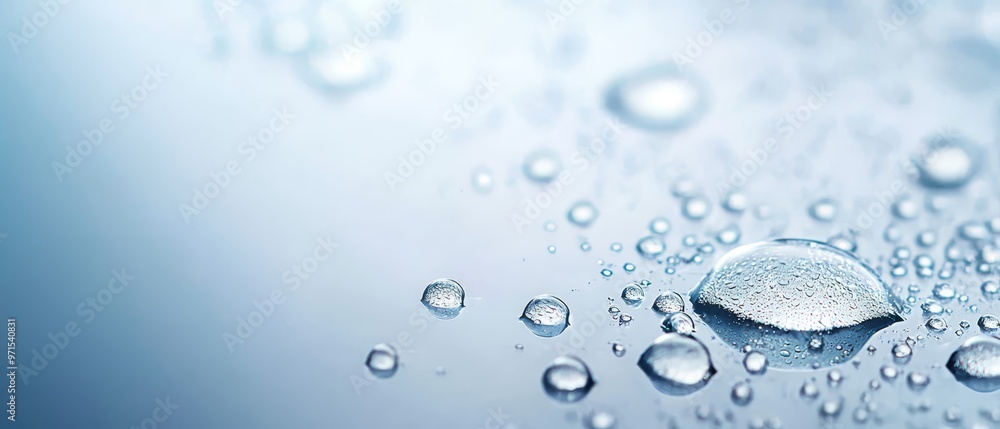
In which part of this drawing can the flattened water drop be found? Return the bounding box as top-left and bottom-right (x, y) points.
(637, 333), (715, 395)
(542, 355), (595, 402)
(947, 335), (1000, 392)
(689, 239), (902, 369)
(520, 294), (570, 337)
(420, 279), (465, 320)
(365, 343), (399, 378)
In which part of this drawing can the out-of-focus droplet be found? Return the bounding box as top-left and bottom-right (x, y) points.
(722, 192), (748, 213)
(913, 133), (980, 189)
(470, 166), (494, 194)
(649, 217), (672, 235)
(365, 343), (399, 378)
(636, 235), (666, 259)
(907, 371), (930, 391)
(584, 410), (617, 429)
(743, 351), (768, 375)
(660, 312), (695, 335)
(682, 196), (711, 220)
(568, 201), (599, 227)
(302, 47), (385, 93)
(809, 198), (838, 222)
(827, 234), (856, 253)
(637, 333), (716, 395)
(420, 279), (465, 320)
(522, 149), (563, 183)
(716, 224), (741, 245)
(892, 343), (913, 364)
(520, 294), (570, 337)
(604, 67), (707, 131)
(731, 381), (753, 406)
(542, 355), (595, 402)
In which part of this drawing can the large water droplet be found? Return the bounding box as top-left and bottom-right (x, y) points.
(947, 335), (1000, 392)
(542, 355), (595, 402)
(420, 279), (465, 319)
(523, 150), (563, 183)
(365, 343), (399, 378)
(637, 333), (716, 395)
(689, 239), (902, 369)
(604, 67), (707, 131)
(568, 201), (599, 227)
(520, 295), (570, 337)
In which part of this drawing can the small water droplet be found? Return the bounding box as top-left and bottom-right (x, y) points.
(621, 283), (645, 307)
(600, 268), (613, 278)
(523, 149), (563, 183)
(604, 67), (707, 131)
(420, 279), (466, 320)
(637, 333), (716, 395)
(892, 343), (913, 364)
(660, 312), (695, 335)
(636, 236), (666, 259)
(722, 192), (748, 213)
(682, 196), (711, 220)
(716, 224), (741, 245)
(649, 217), (672, 235)
(470, 167), (494, 194)
(906, 371), (930, 391)
(652, 291), (685, 315)
(979, 314), (999, 332)
(913, 134), (980, 189)
(800, 379), (820, 399)
(568, 201), (599, 228)
(743, 351), (768, 375)
(584, 410), (617, 429)
(731, 381), (753, 406)
(542, 355), (595, 402)
(612, 342), (626, 357)
(880, 365), (899, 381)
(365, 343), (399, 378)
(926, 316), (948, 332)
(520, 295), (570, 337)
(809, 198), (838, 222)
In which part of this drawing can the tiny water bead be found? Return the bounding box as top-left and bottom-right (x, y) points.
(541, 355), (595, 402)
(731, 381), (753, 406)
(681, 196), (711, 220)
(520, 294), (571, 337)
(636, 236), (666, 259)
(716, 224), (741, 245)
(544, 221), (557, 232)
(826, 234), (856, 253)
(522, 149), (563, 183)
(584, 410), (617, 429)
(604, 67), (707, 131)
(800, 379), (819, 399)
(612, 342), (626, 357)
(652, 291), (685, 315)
(637, 333), (716, 395)
(621, 283), (645, 307)
(690, 239), (902, 369)
(946, 335), (1000, 392)
(649, 217), (672, 235)
(580, 242), (592, 252)
(568, 201), (599, 228)
(880, 365), (899, 381)
(892, 343), (913, 364)
(420, 279), (466, 320)
(808, 198), (838, 222)
(743, 351), (768, 375)
(600, 268), (613, 277)
(916, 230), (937, 247)
(926, 316), (948, 332)
(660, 312), (695, 335)
(470, 167), (494, 193)
(623, 262), (635, 272)
(547, 245), (557, 254)
(365, 343), (399, 378)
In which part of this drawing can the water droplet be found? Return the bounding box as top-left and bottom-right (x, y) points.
(600, 268), (613, 278)
(636, 236), (666, 259)
(907, 371), (930, 391)
(892, 343), (913, 364)
(947, 335), (1000, 392)
(690, 239), (902, 368)
(800, 379), (820, 399)
(913, 134), (980, 189)
(584, 410), (617, 429)
(660, 312), (695, 335)
(649, 217), (672, 235)
(826, 234), (856, 253)
(926, 316), (948, 332)
(809, 337), (825, 351)
(604, 68), (707, 131)
(470, 167), (494, 193)
(933, 283), (956, 301)
(612, 342), (626, 357)
(892, 197), (920, 220)
(580, 242), (592, 252)
(921, 299), (944, 315)
(623, 262), (635, 272)
(682, 196), (711, 220)
(568, 201), (599, 228)
(958, 220), (990, 241)
(610, 243), (623, 252)
(637, 333), (716, 395)
(819, 398), (843, 421)
(652, 291), (685, 315)
(716, 224), (741, 245)
(365, 343), (399, 378)
(621, 283), (645, 307)
(420, 279), (466, 320)
(880, 365), (899, 381)
(544, 221), (557, 232)
(523, 150), (563, 183)
(547, 245), (557, 254)
(302, 47), (385, 93)
(916, 230), (937, 247)
(542, 355), (595, 402)
(827, 369), (843, 387)
(809, 198), (838, 222)
(979, 315), (999, 332)
(515, 343), (524, 351)
(618, 313), (633, 326)
(731, 381), (753, 406)
(743, 351), (768, 375)
(722, 192), (748, 213)
(520, 294), (570, 337)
